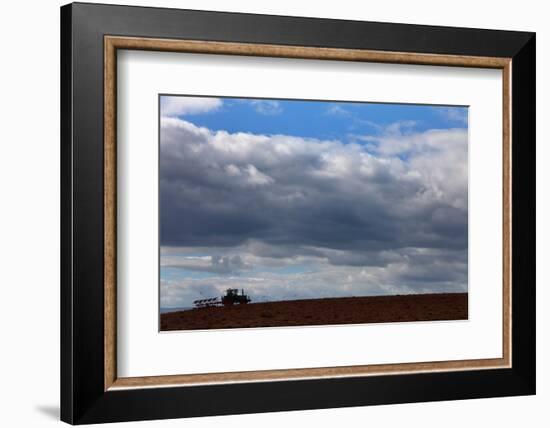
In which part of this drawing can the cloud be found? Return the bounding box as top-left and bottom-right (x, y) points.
(159, 116), (468, 307)
(162, 254), (250, 275)
(325, 106), (417, 136)
(161, 117), (467, 248)
(161, 96), (222, 117)
(325, 104), (352, 117)
(160, 245), (467, 308)
(248, 100), (283, 115)
(437, 107), (468, 125)
(224, 164), (274, 186)
(383, 120), (418, 135)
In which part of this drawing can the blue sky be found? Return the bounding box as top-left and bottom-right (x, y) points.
(159, 96), (468, 310)
(161, 95), (467, 142)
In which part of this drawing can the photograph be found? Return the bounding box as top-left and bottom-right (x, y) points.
(159, 95), (469, 331)
(56, 2), (536, 424)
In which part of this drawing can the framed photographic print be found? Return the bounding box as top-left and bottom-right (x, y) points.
(60, 2), (536, 424)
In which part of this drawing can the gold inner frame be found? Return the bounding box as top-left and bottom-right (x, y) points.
(104, 35), (512, 391)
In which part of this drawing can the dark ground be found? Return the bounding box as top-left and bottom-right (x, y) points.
(160, 292), (468, 331)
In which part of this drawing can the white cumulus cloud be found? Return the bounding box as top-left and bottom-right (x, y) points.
(161, 96), (222, 117)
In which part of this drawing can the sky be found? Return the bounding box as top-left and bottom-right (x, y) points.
(159, 95), (468, 309)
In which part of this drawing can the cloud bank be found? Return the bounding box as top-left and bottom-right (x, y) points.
(159, 110), (468, 308)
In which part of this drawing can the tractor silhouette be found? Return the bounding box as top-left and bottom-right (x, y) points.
(193, 288), (251, 308)
(221, 288), (251, 306)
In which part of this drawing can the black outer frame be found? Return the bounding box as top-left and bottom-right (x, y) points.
(60, 2), (535, 424)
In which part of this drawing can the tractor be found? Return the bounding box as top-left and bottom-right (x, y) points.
(193, 288), (251, 309)
(221, 288), (251, 306)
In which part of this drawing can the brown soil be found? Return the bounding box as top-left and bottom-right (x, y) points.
(160, 292), (468, 331)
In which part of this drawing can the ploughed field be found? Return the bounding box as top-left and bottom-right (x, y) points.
(160, 292), (468, 331)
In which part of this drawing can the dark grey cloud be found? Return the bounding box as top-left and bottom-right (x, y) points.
(160, 117), (467, 255)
